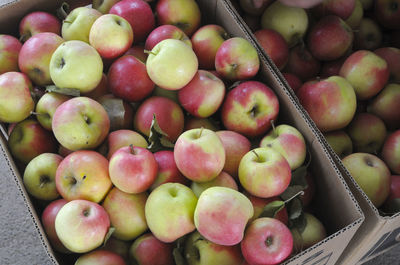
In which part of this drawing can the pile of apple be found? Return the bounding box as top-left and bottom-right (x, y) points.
(0, 0), (332, 264)
(233, 0), (400, 215)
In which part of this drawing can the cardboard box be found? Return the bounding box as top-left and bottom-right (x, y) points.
(0, 0), (363, 264)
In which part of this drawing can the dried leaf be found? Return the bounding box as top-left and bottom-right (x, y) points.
(56, 2), (70, 20)
(102, 227), (115, 247)
(45, 85), (80, 97)
(100, 98), (125, 131)
(147, 114), (174, 152)
(288, 197), (303, 220)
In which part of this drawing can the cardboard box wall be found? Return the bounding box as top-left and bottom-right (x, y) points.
(0, 0), (363, 264)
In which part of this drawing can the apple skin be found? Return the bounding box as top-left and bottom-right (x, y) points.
(278, 0), (323, 8)
(240, 0), (273, 15)
(0, 71), (34, 123)
(106, 129), (148, 160)
(297, 76), (357, 132)
(145, 24), (192, 51)
(367, 83), (400, 130)
(134, 96), (184, 142)
(375, 0), (400, 29)
(313, 0), (356, 20)
(93, 0), (121, 14)
(75, 250), (126, 265)
(102, 187), (148, 241)
(156, 0), (201, 36)
(0, 34), (22, 74)
(129, 233), (174, 265)
(374, 47), (400, 83)
(146, 39), (198, 90)
(8, 119), (57, 164)
(324, 130), (353, 158)
(345, 0), (364, 29)
(194, 187), (253, 246)
(174, 128), (225, 182)
(284, 46), (321, 82)
(109, 146), (158, 194)
(239, 147), (291, 198)
(184, 117), (218, 131)
(124, 45), (148, 63)
(191, 171), (238, 197)
(215, 37), (260, 81)
(55, 199), (111, 253)
(109, 0), (155, 43)
(339, 50), (389, 100)
(254, 28), (289, 70)
(221, 81), (279, 138)
(184, 231), (243, 265)
(35, 92), (71, 130)
(145, 183), (198, 243)
(241, 217), (293, 265)
(98, 94), (134, 131)
(82, 73), (110, 100)
(191, 24), (229, 69)
(52, 97), (110, 151)
(383, 175), (400, 212)
(19, 11), (61, 42)
(282, 72), (303, 93)
(342, 153), (391, 207)
(247, 194), (289, 224)
(108, 55), (154, 102)
(354, 18), (382, 51)
(320, 57), (347, 79)
(101, 237), (130, 261)
(382, 130), (400, 175)
(291, 213), (326, 252)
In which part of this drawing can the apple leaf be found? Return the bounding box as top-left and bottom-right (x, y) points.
(290, 148), (312, 187)
(102, 227), (115, 247)
(280, 185), (305, 201)
(56, 2), (70, 20)
(147, 114), (174, 152)
(100, 98), (125, 130)
(288, 197), (303, 220)
(173, 235), (187, 265)
(259, 200), (285, 219)
(45, 85), (80, 97)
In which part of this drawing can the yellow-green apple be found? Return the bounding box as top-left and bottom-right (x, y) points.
(282, 72), (303, 93)
(191, 171), (238, 197)
(23, 153), (62, 201)
(324, 130), (353, 158)
(61, 7), (102, 43)
(52, 97), (110, 151)
(382, 130), (400, 174)
(108, 55), (154, 102)
(35, 92), (71, 130)
(342, 153), (391, 207)
(8, 119), (57, 164)
(383, 175), (400, 213)
(354, 18), (382, 50)
(247, 194), (288, 224)
(150, 150), (188, 191)
(156, 0), (201, 36)
(345, 0), (364, 29)
(347, 113), (387, 154)
(129, 233), (174, 265)
(124, 45), (148, 63)
(191, 24), (229, 69)
(89, 14), (133, 59)
(375, 47), (400, 83)
(146, 39), (198, 90)
(56, 150), (112, 202)
(260, 124), (306, 170)
(19, 11), (61, 42)
(184, 231), (243, 265)
(109, 0), (155, 43)
(174, 128), (225, 182)
(178, 70), (225, 118)
(101, 237), (130, 261)
(239, 147), (291, 198)
(75, 250), (126, 265)
(134, 96), (184, 142)
(109, 146), (157, 193)
(41, 199), (69, 253)
(254, 28), (289, 70)
(194, 186), (253, 246)
(284, 46), (321, 81)
(297, 76), (357, 132)
(0, 35), (22, 74)
(221, 81), (279, 138)
(320, 56), (347, 78)
(339, 50), (389, 100)
(307, 16), (354, 61)
(106, 129), (148, 159)
(50, 40), (104, 93)
(216, 130), (251, 177)
(98, 94), (134, 131)
(145, 183), (197, 242)
(240, 0), (273, 15)
(0, 71), (34, 123)
(145, 24), (191, 51)
(375, 0), (400, 29)
(93, 0), (121, 14)
(55, 199), (111, 253)
(278, 0), (324, 8)
(215, 37), (260, 81)
(102, 187), (147, 241)
(241, 217), (293, 265)
(82, 73), (110, 100)
(313, 0), (356, 19)
(291, 213), (326, 252)
(184, 117), (218, 131)
(261, 1), (308, 47)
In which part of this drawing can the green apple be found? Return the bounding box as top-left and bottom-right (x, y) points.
(324, 130), (353, 158)
(291, 213), (326, 253)
(191, 171), (238, 197)
(93, 0), (121, 14)
(35, 92), (71, 130)
(345, 0), (364, 29)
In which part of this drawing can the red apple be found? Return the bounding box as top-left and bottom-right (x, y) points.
(247, 195), (289, 224)
(382, 130), (400, 174)
(383, 175), (400, 212)
(254, 28), (289, 70)
(375, 0), (400, 29)
(184, 117), (218, 131)
(129, 233), (174, 265)
(145, 24), (191, 51)
(284, 46), (321, 82)
(124, 45), (148, 63)
(313, 0), (356, 19)
(75, 250), (126, 265)
(282, 72), (303, 93)
(19, 11), (61, 42)
(320, 56), (347, 78)
(0, 34), (22, 74)
(374, 47), (400, 83)
(106, 129), (148, 160)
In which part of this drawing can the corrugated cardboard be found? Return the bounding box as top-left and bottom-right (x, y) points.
(0, 0), (363, 264)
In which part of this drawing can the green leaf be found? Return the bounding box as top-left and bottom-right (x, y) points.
(102, 227), (115, 247)
(56, 2), (70, 20)
(288, 197), (303, 220)
(290, 166), (308, 188)
(280, 185), (305, 201)
(147, 114), (174, 152)
(259, 200), (285, 219)
(45, 85), (80, 97)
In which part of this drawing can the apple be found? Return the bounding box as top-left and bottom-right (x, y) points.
(297, 76), (357, 132)
(374, 47), (400, 83)
(342, 153), (391, 207)
(194, 186), (253, 246)
(146, 39), (198, 90)
(383, 175), (400, 212)
(320, 56), (347, 78)
(56, 150), (112, 203)
(247, 194), (289, 224)
(174, 128), (225, 182)
(0, 71), (34, 123)
(339, 50), (389, 100)
(151, 85), (179, 103)
(145, 183), (198, 242)
(184, 117), (218, 131)
(239, 147), (291, 198)
(239, 0), (272, 15)
(0, 34), (22, 74)
(93, 0), (121, 14)
(354, 18), (383, 50)
(382, 130), (400, 175)
(55, 199), (111, 253)
(313, 0), (356, 20)
(23, 153), (62, 201)
(35, 92), (71, 130)
(261, 1), (308, 48)
(221, 81), (279, 138)
(75, 250), (126, 265)
(215, 37), (260, 81)
(324, 130), (353, 158)
(191, 171), (238, 197)
(82, 73), (110, 100)
(282, 72), (303, 93)
(278, 0), (324, 8)
(124, 45), (148, 63)
(291, 213), (326, 252)
(19, 11), (61, 42)
(241, 217), (293, 265)
(145, 24), (191, 51)
(375, 0), (400, 29)
(8, 119), (57, 164)
(284, 45), (321, 82)
(345, 0), (364, 29)
(129, 233), (174, 265)
(254, 28), (289, 70)
(101, 237), (130, 261)
(106, 129), (148, 159)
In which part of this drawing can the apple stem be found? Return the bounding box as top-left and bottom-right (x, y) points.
(270, 120), (277, 137)
(30, 111), (50, 118)
(19, 33), (30, 42)
(284, 190), (305, 204)
(316, 76), (321, 82)
(198, 127), (204, 138)
(252, 150), (260, 160)
(63, 20), (72, 24)
(144, 50), (157, 56)
(129, 144), (136, 155)
(265, 236), (273, 247)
